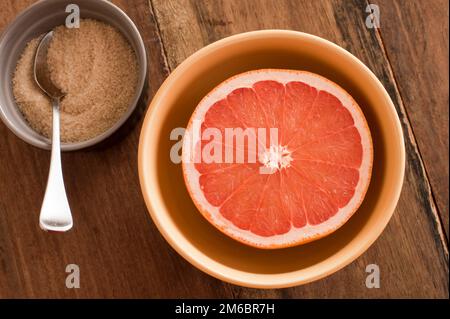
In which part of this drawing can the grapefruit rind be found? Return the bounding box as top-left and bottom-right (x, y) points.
(182, 69), (373, 249)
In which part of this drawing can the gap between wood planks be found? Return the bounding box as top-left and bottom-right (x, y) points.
(148, 0), (170, 72)
(365, 0), (449, 259)
(147, 0), (448, 262)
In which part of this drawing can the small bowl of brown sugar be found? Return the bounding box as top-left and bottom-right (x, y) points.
(0, 0), (147, 151)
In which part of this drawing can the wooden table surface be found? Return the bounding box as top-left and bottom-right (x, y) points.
(0, 0), (448, 298)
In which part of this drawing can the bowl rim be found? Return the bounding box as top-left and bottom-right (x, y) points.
(0, 0), (147, 151)
(138, 29), (405, 288)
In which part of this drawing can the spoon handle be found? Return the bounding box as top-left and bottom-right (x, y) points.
(39, 98), (73, 232)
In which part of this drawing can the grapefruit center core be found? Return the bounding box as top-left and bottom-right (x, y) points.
(260, 145), (293, 171)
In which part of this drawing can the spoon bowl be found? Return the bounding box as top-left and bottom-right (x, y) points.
(34, 31), (65, 100)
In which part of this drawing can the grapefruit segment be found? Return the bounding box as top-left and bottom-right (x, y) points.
(291, 160), (359, 208)
(283, 81), (318, 144)
(279, 169), (307, 228)
(251, 173), (291, 236)
(292, 126), (363, 168)
(182, 69), (373, 249)
(199, 163), (258, 206)
(220, 173), (268, 231)
(226, 88), (266, 130)
(253, 80), (285, 130)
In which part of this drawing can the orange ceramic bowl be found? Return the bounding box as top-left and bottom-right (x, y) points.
(138, 30), (405, 288)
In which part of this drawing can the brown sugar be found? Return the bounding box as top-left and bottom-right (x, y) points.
(12, 19), (139, 143)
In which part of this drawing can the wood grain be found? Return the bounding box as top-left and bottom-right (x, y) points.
(377, 0), (449, 240)
(0, 0), (448, 298)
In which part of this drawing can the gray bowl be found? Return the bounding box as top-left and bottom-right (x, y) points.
(0, 0), (147, 151)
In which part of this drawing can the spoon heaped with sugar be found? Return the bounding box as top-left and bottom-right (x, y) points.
(34, 31), (73, 232)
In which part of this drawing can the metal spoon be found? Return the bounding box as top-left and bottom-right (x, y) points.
(34, 31), (72, 232)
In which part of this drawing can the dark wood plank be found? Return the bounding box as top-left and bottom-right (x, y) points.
(376, 0), (449, 240)
(151, 0), (449, 298)
(0, 0), (235, 298)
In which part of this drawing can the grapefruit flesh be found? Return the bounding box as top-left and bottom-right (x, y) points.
(182, 69), (373, 249)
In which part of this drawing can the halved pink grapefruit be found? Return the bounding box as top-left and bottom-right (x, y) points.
(182, 69), (373, 249)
